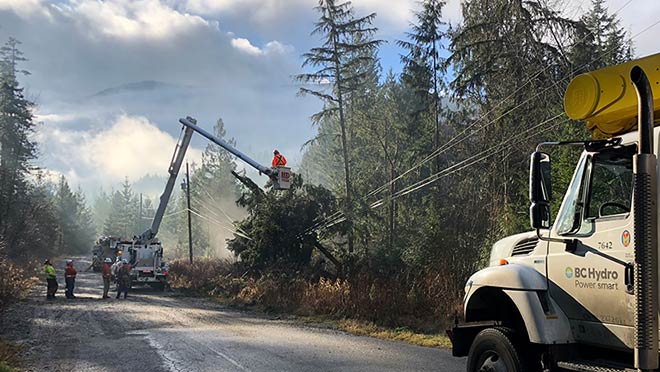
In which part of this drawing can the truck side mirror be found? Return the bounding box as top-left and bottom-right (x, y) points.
(530, 152), (552, 229)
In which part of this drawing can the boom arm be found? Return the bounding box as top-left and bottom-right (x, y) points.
(179, 117), (273, 176)
(138, 126), (195, 242)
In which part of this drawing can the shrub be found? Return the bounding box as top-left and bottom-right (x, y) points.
(168, 257), (465, 332)
(167, 257), (236, 292)
(0, 340), (20, 372)
(0, 256), (36, 310)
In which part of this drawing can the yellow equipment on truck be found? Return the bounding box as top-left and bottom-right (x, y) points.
(450, 53), (660, 372)
(564, 52), (660, 138)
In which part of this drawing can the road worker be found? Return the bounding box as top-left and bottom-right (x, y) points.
(116, 259), (132, 299)
(110, 256), (122, 283)
(64, 259), (77, 299)
(272, 149), (287, 168)
(43, 259), (58, 300)
(102, 258), (113, 299)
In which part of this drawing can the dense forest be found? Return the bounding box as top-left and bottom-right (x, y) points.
(230, 0), (633, 276)
(0, 0), (637, 324)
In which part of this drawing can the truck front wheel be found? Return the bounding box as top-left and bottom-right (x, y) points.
(467, 327), (533, 372)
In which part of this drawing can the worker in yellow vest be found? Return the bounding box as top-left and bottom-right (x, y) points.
(43, 259), (58, 300)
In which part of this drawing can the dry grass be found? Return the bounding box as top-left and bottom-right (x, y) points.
(168, 257), (236, 292)
(0, 256), (38, 310)
(336, 319), (452, 348)
(169, 259), (464, 346)
(0, 340), (20, 372)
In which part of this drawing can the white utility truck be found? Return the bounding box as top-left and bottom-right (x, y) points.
(450, 54), (660, 372)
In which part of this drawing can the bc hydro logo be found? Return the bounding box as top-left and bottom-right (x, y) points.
(622, 230), (631, 247)
(565, 267), (574, 279)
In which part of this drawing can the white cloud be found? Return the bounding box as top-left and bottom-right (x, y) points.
(264, 40), (294, 55)
(443, 0), (463, 25)
(231, 37), (262, 55)
(39, 115), (202, 191)
(11, 0), (213, 41)
(79, 115), (203, 180)
(183, 0), (309, 22)
(606, 0), (660, 58)
(231, 37), (294, 56)
(34, 112), (81, 123)
(0, 0), (50, 19)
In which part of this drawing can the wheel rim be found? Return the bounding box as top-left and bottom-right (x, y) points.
(477, 351), (507, 372)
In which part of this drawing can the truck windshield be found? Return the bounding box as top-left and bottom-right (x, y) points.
(556, 155), (588, 235)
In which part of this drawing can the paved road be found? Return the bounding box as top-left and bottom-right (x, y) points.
(1, 259), (466, 372)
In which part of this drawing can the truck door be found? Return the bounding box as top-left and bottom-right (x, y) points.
(547, 145), (635, 349)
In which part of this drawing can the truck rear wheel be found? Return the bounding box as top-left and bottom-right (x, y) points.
(467, 327), (533, 372)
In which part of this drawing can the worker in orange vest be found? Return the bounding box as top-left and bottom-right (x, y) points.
(272, 149), (286, 168)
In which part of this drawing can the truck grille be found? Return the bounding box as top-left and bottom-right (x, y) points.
(511, 237), (538, 256)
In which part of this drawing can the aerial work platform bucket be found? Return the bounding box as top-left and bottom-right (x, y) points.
(273, 167), (291, 190)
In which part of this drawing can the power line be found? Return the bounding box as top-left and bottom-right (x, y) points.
(366, 10), (655, 200)
(373, 116), (566, 206)
(161, 209), (188, 219)
(187, 207), (252, 240)
(310, 113), (565, 235)
(190, 196), (251, 238)
(197, 186), (241, 225)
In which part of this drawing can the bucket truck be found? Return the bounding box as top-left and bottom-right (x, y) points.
(122, 126), (194, 288)
(119, 116), (289, 288)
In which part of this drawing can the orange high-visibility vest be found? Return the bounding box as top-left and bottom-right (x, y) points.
(272, 154), (287, 167)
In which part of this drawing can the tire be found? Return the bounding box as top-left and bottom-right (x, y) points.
(467, 327), (535, 372)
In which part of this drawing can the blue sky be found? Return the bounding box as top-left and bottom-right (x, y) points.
(0, 0), (656, 198)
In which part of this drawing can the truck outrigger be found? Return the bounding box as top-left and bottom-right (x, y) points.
(450, 54), (660, 371)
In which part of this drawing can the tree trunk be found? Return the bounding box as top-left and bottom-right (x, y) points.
(333, 31), (354, 254)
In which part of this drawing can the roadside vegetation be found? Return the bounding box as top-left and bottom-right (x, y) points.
(169, 257), (457, 345)
(0, 256), (36, 309)
(0, 339), (20, 372)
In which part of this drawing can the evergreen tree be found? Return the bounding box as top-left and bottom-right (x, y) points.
(397, 0), (447, 165)
(54, 177), (95, 253)
(103, 179), (139, 238)
(571, 0), (633, 72)
(449, 0), (577, 236)
(193, 118), (240, 199)
(0, 38), (36, 247)
(228, 175), (338, 270)
(297, 0), (382, 253)
(55, 175), (78, 251)
(73, 187), (95, 252)
(93, 188), (112, 235)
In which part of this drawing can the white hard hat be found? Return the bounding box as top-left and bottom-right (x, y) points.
(122, 259), (128, 264)
(66, 259), (73, 264)
(104, 258), (112, 263)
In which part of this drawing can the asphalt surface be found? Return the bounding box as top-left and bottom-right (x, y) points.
(1, 259), (466, 372)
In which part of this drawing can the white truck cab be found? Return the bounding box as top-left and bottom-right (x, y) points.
(450, 55), (660, 371)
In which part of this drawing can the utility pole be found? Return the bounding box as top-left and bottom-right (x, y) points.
(186, 162), (193, 264)
(139, 193), (143, 233)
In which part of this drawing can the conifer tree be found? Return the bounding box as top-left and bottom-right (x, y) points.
(0, 38), (37, 251)
(572, 0), (633, 72)
(398, 0), (447, 161)
(297, 0), (382, 253)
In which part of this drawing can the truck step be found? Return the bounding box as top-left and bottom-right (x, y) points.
(556, 360), (634, 372)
